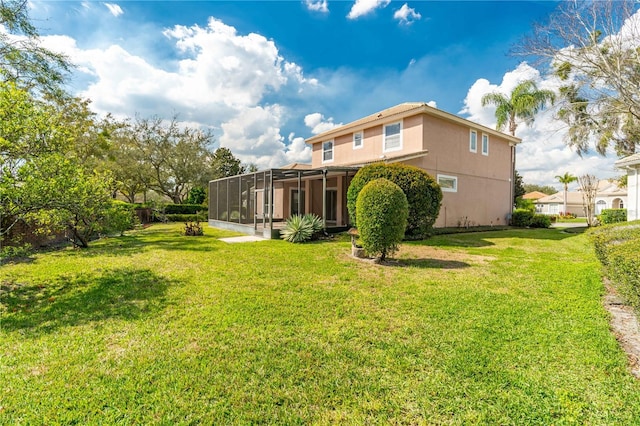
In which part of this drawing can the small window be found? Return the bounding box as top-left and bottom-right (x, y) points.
(481, 134), (489, 155)
(437, 174), (458, 193)
(383, 122), (402, 152)
(353, 132), (363, 149)
(322, 141), (333, 163)
(470, 130), (477, 153)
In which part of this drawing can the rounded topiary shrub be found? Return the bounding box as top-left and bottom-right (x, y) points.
(356, 178), (408, 261)
(347, 163), (442, 239)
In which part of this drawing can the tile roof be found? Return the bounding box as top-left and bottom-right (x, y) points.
(522, 191), (548, 200)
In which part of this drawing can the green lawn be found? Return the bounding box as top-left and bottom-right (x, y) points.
(2, 224), (640, 424)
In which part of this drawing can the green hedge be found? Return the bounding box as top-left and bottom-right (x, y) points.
(529, 214), (552, 228)
(598, 208), (627, 224)
(164, 204), (208, 214)
(165, 213), (207, 222)
(347, 163), (441, 238)
(511, 209), (534, 227)
(589, 221), (640, 311)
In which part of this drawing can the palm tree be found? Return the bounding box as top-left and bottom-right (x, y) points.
(555, 172), (578, 215)
(481, 80), (556, 136)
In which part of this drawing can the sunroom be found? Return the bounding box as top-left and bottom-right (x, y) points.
(208, 165), (359, 239)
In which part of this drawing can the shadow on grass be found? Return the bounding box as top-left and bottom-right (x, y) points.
(397, 258), (470, 269)
(0, 267), (175, 335)
(421, 227), (585, 248)
(61, 233), (220, 259)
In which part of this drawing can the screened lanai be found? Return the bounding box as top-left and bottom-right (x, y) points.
(208, 166), (360, 239)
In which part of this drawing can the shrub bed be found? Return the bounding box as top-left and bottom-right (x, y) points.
(589, 221), (640, 311)
(598, 208), (627, 224)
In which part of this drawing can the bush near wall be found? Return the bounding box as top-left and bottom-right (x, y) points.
(589, 221), (640, 312)
(598, 208), (627, 224)
(347, 163), (441, 239)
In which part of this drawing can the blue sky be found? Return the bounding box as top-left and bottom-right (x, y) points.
(24, 0), (627, 187)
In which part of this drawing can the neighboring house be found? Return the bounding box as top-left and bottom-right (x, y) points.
(536, 180), (627, 217)
(615, 153), (640, 221)
(209, 102), (521, 238)
(522, 191), (549, 201)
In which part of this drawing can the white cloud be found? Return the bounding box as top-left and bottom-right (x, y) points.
(461, 62), (619, 187)
(426, 100), (437, 108)
(40, 17), (316, 170)
(347, 0), (390, 20)
(304, 0), (329, 13)
(104, 3), (123, 17)
(304, 112), (342, 135)
(393, 4), (421, 25)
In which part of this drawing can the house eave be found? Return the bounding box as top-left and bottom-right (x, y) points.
(305, 103), (521, 146)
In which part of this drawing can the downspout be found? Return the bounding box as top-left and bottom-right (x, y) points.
(253, 173), (257, 231)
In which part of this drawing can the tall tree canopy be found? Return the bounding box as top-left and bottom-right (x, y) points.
(517, 0), (640, 156)
(0, 0), (70, 96)
(0, 82), (113, 247)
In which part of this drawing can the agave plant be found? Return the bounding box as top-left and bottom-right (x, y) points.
(281, 213), (324, 243)
(280, 214), (314, 243)
(303, 213), (323, 235)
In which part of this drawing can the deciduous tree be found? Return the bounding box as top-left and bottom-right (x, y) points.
(517, 0), (640, 156)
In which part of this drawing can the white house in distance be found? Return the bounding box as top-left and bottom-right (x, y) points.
(536, 180), (627, 217)
(615, 153), (640, 221)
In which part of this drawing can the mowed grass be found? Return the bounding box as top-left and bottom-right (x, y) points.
(1, 224), (640, 424)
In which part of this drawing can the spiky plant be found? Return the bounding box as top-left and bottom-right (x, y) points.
(280, 215), (314, 243)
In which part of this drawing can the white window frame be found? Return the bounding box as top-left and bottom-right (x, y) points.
(383, 121), (403, 153)
(469, 130), (477, 153)
(322, 140), (334, 163)
(437, 174), (458, 193)
(481, 133), (489, 156)
(353, 131), (363, 150)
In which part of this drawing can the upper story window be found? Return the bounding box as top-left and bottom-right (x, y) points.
(482, 134), (489, 155)
(322, 141), (334, 163)
(353, 132), (363, 149)
(384, 122), (402, 152)
(470, 130), (477, 153)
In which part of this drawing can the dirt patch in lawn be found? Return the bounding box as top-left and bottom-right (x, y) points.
(604, 280), (640, 378)
(348, 244), (494, 270)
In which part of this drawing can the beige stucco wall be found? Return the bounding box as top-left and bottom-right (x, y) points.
(311, 116), (425, 168)
(309, 112), (514, 227)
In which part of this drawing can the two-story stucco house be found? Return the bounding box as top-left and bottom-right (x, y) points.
(209, 102), (521, 238)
